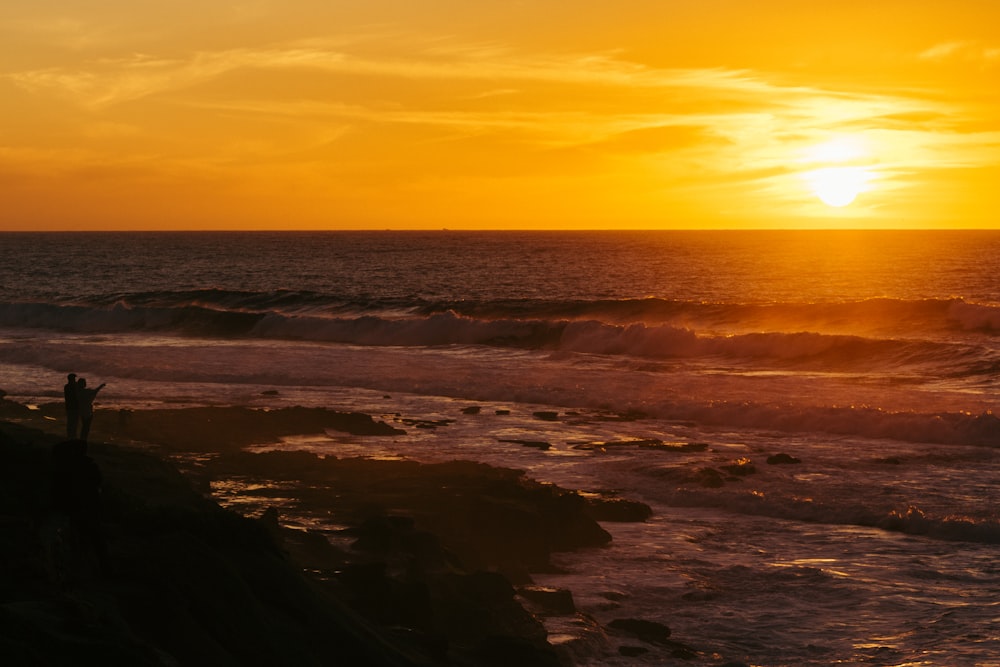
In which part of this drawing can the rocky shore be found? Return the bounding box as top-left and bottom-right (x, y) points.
(0, 397), (657, 665)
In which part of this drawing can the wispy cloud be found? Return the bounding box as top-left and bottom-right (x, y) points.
(4, 32), (999, 227)
(5, 39), (991, 176)
(3, 38), (961, 144)
(919, 40), (1000, 65)
(2, 38), (881, 113)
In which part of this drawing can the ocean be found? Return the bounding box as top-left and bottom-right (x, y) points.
(2, 230), (999, 665)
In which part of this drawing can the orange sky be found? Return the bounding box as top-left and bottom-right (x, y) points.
(2, 1), (999, 230)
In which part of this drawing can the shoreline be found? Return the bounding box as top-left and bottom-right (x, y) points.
(0, 397), (687, 666)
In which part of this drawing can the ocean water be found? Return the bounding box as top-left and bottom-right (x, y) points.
(2, 230), (999, 665)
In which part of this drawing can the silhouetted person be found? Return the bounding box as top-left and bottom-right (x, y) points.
(63, 373), (80, 439)
(50, 439), (110, 579)
(76, 378), (106, 443)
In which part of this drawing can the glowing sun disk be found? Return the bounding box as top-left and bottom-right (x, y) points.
(805, 166), (871, 207)
(799, 136), (874, 208)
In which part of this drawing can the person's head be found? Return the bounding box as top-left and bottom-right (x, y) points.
(67, 373), (76, 383)
(78, 378), (87, 388)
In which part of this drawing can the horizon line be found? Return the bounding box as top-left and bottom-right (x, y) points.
(1, 227), (998, 233)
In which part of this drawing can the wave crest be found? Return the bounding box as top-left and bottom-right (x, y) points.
(1, 298), (994, 377)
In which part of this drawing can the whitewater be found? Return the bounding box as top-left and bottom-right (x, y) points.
(1, 230), (999, 665)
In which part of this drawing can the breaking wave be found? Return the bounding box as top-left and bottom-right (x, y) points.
(1, 295), (997, 376)
(8, 290), (1000, 330)
(2, 292), (998, 449)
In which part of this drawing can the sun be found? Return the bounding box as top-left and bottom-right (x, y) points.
(800, 136), (873, 208)
(805, 165), (870, 207)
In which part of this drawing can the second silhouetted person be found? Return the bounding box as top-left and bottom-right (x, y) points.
(77, 378), (106, 443)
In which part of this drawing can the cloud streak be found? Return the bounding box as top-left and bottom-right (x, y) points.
(919, 41), (1000, 65)
(5, 38), (973, 149)
(3, 38), (912, 112)
(3, 23), (999, 228)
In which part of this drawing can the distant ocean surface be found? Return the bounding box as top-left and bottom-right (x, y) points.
(2, 230), (1000, 665)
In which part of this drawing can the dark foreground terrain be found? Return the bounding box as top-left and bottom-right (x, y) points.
(0, 398), (657, 666)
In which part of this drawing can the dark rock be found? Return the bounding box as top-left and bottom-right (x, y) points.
(532, 411), (559, 421)
(670, 643), (699, 660)
(535, 486), (613, 552)
(600, 438), (709, 452)
(619, 645), (649, 657)
(603, 438), (663, 449)
(282, 528), (350, 572)
(351, 515), (417, 553)
(466, 635), (561, 667)
(257, 506), (285, 547)
(0, 403), (624, 667)
(688, 467), (725, 488)
(461, 406), (482, 415)
(495, 410), (510, 416)
(428, 572), (558, 666)
(723, 457), (756, 476)
(401, 418), (455, 430)
(766, 453), (801, 465)
(290, 509), (565, 662)
(499, 439), (551, 451)
(522, 441), (550, 450)
(6, 440), (433, 666)
(325, 410), (408, 436)
(609, 618), (698, 659)
(585, 496), (652, 522)
(207, 457), (614, 582)
(115, 406), (405, 451)
(608, 618), (671, 643)
(336, 561), (435, 631)
(424, 479), (613, 579)
(636, 440), (708, 452)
